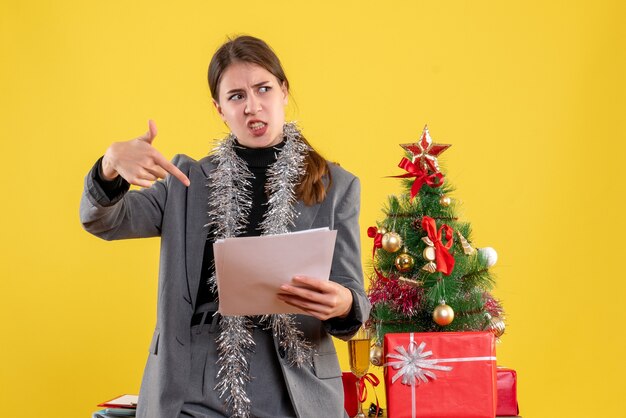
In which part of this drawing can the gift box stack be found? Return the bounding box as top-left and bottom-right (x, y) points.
(342, 361), (519, 417)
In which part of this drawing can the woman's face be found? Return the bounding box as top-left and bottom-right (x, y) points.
(214, 61), (288, 148)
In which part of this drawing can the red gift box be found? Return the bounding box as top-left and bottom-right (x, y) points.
(384, 331), (497, 418)
(496, 367), (519, 416)
(342, 372), (359, 417)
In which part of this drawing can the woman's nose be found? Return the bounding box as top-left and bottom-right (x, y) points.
(244, 96), (261, 115)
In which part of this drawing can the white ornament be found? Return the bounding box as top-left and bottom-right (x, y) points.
(479, 247), (498, 267)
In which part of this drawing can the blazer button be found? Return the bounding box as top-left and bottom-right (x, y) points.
(278, 346), (286, 359)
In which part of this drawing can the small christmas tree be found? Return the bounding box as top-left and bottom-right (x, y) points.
(367, 126), (505, 364)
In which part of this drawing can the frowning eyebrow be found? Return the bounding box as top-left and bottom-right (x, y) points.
(225, 81), (271, 95)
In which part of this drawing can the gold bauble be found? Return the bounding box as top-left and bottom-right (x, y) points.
(433, 302), (455, 326)
(488, 316), (506, 338)
(382, 232), (403, 253)
(439, 195), (451, 207)
(377, 227), (388, 235)
(394, 253), (415, 272)
(422, 246), (436, 261)
(370, 344), (383, 366)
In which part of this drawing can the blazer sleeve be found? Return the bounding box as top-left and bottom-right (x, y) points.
(79, 154), (185, 240)
(323, 174), (371, 340)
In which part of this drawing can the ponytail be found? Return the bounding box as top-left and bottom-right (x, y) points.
(297, 136), (332, 206)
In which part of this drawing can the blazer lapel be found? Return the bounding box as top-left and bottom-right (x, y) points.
(291, 200), (321, 232)
(185, 163), (210, 310)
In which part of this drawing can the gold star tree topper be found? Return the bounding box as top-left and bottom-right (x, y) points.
(400, 125), (452, 172)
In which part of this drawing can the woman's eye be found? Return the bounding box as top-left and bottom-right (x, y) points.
(259, 86), (271, 93)
(228, 93), (243, 101)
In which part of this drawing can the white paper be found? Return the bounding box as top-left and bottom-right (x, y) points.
(213, 227), (337, 316)
(100, 394), (138, 407)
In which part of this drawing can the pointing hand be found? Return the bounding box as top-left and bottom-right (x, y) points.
(102, 120), (190, 188)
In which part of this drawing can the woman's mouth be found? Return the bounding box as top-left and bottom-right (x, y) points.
(247, 121), (268, 137)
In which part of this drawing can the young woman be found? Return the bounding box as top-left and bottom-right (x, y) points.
(81, 35), (370, 418)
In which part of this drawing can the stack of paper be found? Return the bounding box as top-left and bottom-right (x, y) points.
(214, 227), (337, 316)
(92, 394), (137, 417)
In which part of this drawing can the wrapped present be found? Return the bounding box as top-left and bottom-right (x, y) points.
(496, 367), (519, 416)
(384, 331), (497, 418)
(342, 372), (359, 417)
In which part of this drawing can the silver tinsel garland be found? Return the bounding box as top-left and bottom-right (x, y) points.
(206, 122), (314, 417)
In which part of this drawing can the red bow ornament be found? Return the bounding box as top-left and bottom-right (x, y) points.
(421, 216), (455, 276)
(394, 157), (444, 201)
(367, 226), (384, 259)
(368, 226), (390, 283)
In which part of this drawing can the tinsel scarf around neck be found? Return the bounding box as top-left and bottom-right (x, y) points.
(206, 122), (314, 418)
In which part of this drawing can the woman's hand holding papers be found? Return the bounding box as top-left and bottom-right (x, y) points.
(277, 276), (353, 321)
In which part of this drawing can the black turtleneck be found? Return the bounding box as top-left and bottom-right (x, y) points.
(196, 139), (286, 306)
(235, 139), (286, 237)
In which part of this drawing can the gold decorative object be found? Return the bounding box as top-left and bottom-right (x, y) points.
(394, 252), (415, 272)
(439, 195), (451, 207)
(369, 344), (383, 366)
(433, 302), (455, 326)
(456, 231), (476, 255)
(382, 232), (403, 253)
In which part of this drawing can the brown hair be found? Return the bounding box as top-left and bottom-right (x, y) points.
(208, 35), (331, 206)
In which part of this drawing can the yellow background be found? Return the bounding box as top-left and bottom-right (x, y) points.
(1, 1), (624, 417)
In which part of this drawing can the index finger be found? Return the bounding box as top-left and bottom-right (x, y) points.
(154, 153), (191, 186)
(290, 276), (332, 291)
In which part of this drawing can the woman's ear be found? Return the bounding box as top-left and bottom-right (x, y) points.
(213, 99), (226, 122)
(281, 82), (289, 106)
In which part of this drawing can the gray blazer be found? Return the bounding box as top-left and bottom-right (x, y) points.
(80, 154), (370, 418)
